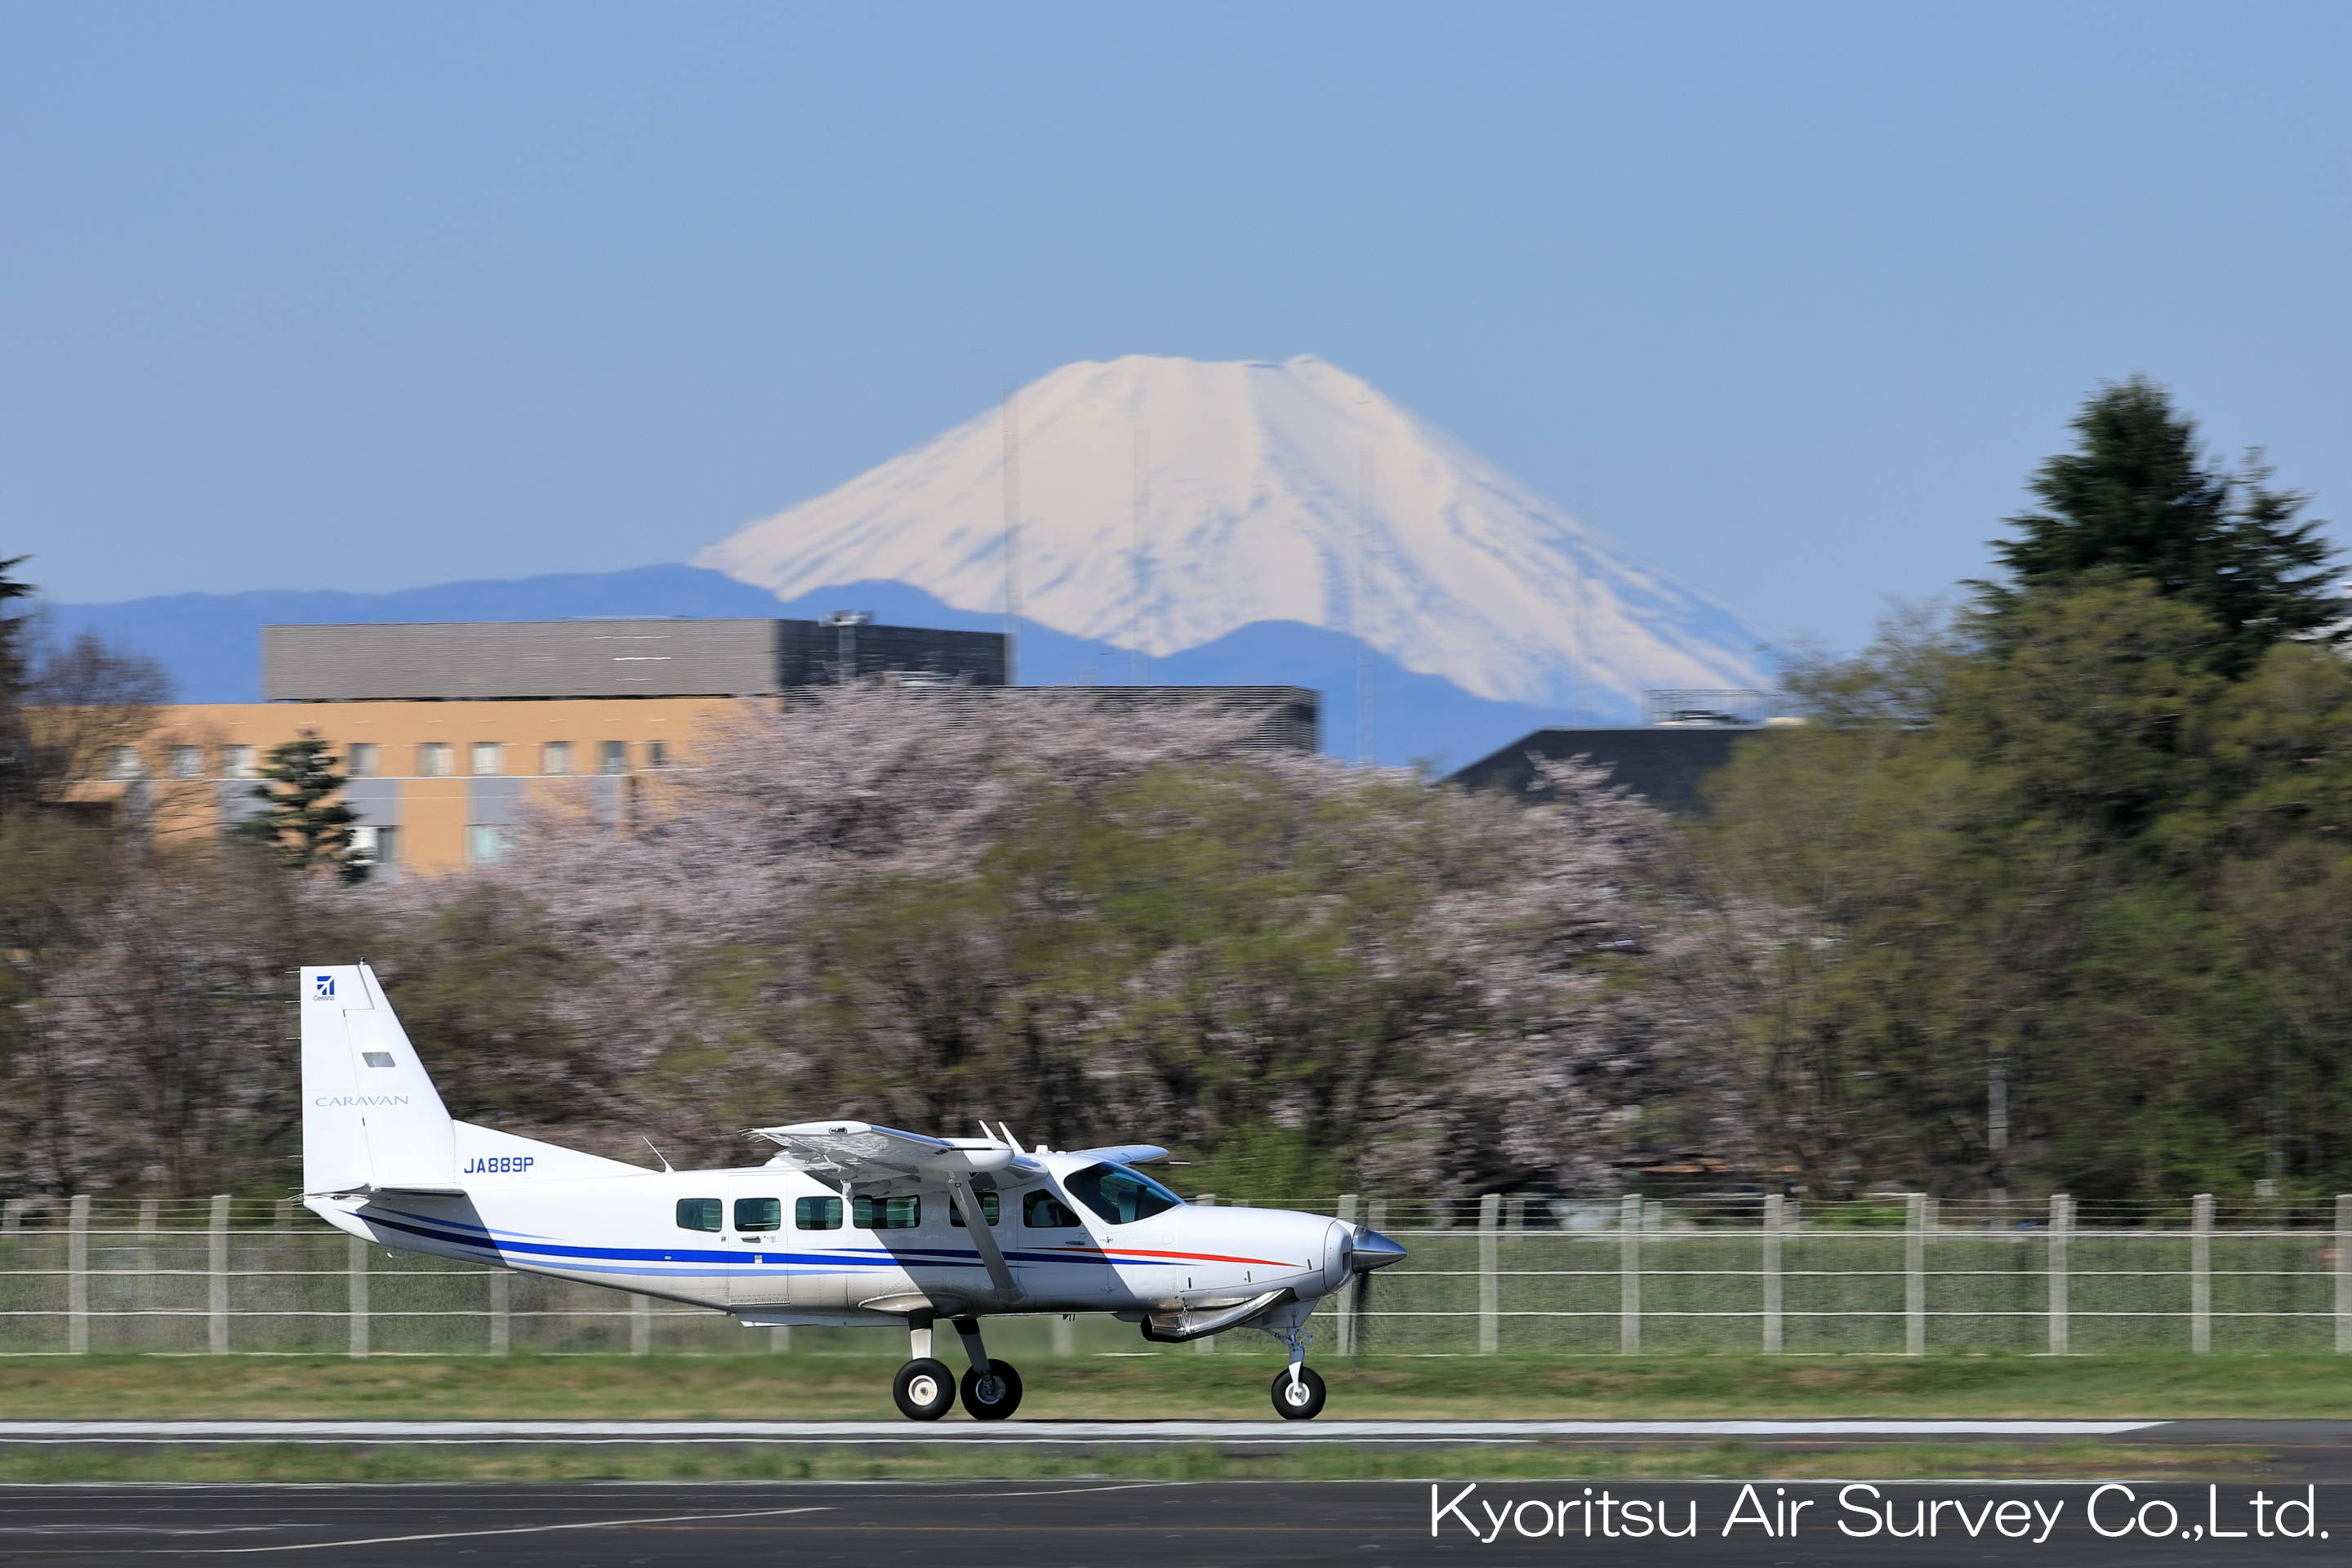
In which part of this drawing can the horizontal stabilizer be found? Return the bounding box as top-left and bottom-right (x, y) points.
(308, 1183), (466, 1199)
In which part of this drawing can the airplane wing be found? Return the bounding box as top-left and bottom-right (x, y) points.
(748, 1120), (1041, 1191)
(750, 1120), (1039, 1304)
(1066, 1143), (1170, 1166)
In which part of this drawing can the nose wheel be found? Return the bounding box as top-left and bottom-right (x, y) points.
(1271, 1365), (1327, 1419)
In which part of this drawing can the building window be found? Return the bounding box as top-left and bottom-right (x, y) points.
(417, 743), (452, 777)
(350, 824), (398, 869)
(470, 742), (501, 777)
(541, 742), (572, 776)
(347, 743), (378, 778)
(646, 740), (669, 768)
(168, 746), (202, 780)
(221, 745), (255, 780)
(104, 746), (143, 781)
(599, 740), (628, 774)
(465, 825), (510, 864)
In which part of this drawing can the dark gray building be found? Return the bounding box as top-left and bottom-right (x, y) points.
(264, 617), (1007, 702)
(1059, 686), (1319, 753)
(1450, 724), (1776, 814)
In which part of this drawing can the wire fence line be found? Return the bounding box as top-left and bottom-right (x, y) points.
(2, 1191), (2350, 1356)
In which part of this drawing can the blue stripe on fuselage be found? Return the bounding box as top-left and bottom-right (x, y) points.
(357, 1210), (1187, 1274)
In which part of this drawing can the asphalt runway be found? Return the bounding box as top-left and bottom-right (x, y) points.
(0, 1480), (2344, 1566)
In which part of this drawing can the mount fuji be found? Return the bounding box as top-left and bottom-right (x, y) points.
(51, 354), (1782, 771)
(697, 354), (1777, 715)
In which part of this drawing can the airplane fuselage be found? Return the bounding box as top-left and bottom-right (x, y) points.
(308, 1151), (1353, 1330)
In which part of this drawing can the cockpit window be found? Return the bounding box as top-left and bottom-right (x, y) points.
(1063, 1162), (1183, 1225)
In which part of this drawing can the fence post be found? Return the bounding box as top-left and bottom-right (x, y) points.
(1334, 1194), (1358, 1356)
(1904, 1192), (1927, 1356)
(2190, 1193), (2213, 1355)
(488, 1269), (511, 1356)
(1619, 1193), (1642, 1355)
(207, 1194), (231, 1355)
(137, 1198), (160, 1236)
(2, 1198), (23, 1233)
(1365, 1197), (1388, 1355)
(2336, 1195), (2351, 1356)
(2048, 1194), (2072, 1356)
(1477, 1192), (1501, 1354)
(347, 1235), (370, 1359)
(1762, 1194), (1784, 1354)
(67, 1194), (90, 1355)
(630, 1293), (653, 1355)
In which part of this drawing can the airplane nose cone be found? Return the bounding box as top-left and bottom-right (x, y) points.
(1352, 1227), (1408, 1272)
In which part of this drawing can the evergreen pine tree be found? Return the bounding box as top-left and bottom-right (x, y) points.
(1981, 377), (2341, 674)
(244, 730), (365, 882)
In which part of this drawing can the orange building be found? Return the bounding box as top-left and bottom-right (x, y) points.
(115, 697), (743, 879)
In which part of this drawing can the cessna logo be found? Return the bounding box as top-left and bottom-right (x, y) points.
(313, 1095), (409, 1107)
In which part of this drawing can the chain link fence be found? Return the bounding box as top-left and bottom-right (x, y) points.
(3, 1192), (2349, 1356)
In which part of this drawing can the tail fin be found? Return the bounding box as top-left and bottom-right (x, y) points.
(301, 964), (457, 1196)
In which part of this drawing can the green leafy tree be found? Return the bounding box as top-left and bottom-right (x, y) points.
(1980, 377), (2341, 675)
(243, 731), (365, 882)
(1704, 580), (2352, 1202)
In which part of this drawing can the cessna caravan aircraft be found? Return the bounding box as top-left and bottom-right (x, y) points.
(301, 964), (1406, 1419)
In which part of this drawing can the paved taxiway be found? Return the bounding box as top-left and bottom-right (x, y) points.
(0, 1480), (2343, 1566)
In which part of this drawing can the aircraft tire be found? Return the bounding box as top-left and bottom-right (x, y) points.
(959, 1360), (1024, 1421)
(893, 1357), (956, 1421)
(1270, 1365), (1327, 1420)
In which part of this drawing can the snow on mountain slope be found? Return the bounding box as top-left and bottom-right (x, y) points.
(696, 354), (1775, 712)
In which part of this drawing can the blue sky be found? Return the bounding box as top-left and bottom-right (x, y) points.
(5, 2), (2348, 653)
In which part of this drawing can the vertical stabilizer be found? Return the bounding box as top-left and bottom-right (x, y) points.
(301, 964), (457, 1194)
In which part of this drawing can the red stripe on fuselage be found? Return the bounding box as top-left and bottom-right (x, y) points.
(1103, 1246), (1303, 1267)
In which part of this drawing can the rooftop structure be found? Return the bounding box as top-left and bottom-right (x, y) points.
(263, 617), (1007, 702)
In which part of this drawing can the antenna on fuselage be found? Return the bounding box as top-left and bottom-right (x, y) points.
(996, 1122), (1024, 1154)
(641, 1136), (674, 1174)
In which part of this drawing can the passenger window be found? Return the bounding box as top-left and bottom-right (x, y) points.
(1023, 1189), (1081, 1229)
(795, 1196), (842, 1231)
(734, 1197), (781, 1233)
(675, 1198), (721, 1232)
(948, 1191), (1000, 1227)
(1064, 1163), (1183, 1225)
(853, 1195), (920, 1230)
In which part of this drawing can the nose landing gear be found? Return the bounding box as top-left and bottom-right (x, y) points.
(1261, 1303), (1325, 1420)
(1271, 1364), (1327, 1419)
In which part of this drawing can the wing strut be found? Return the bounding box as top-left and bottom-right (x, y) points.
(942, 1171), (1019, 1298)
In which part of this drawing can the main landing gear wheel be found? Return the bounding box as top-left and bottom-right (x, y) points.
(960, 1359), (1024, 1420)
(1271, 1365), (1327, 1420)
(893, 1357), (956, 1421)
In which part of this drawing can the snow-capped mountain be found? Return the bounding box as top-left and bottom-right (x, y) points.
(696, 354), (1775, 715)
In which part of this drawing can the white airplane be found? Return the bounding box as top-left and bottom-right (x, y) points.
(299, 964), (1406, 1420)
